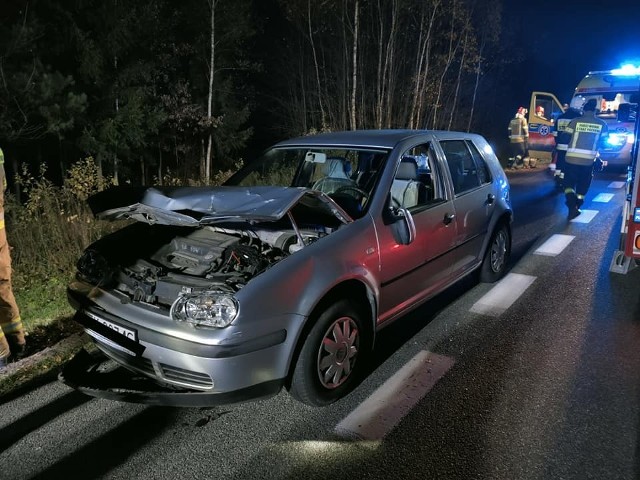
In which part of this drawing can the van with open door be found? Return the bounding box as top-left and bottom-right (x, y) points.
(529, 66), (640, 169)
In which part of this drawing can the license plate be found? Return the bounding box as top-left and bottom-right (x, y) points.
(86, 311), (137, 342)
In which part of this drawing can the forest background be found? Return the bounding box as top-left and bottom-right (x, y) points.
(0, 0), (518, 339)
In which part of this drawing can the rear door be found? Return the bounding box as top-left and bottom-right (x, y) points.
(436, 138), (495, 278)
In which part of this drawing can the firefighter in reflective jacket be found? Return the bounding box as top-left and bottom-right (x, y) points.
(553, 96), (586, 188)
(507, 107), (529, 169)
(563, 99), (608, 219)
(0, 147), (26, 368)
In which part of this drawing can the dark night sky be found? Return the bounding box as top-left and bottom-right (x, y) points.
(487, 1), (640, 153)
(506, 0), (640, 103)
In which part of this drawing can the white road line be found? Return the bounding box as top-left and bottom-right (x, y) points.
(534, 234), (575, 256)
(570, 209), (598, 223)
(334, 350), (455, 441)
(470, 273), (536, 317)
(608, 181), (625, 189)
(593, 193), (614, 203)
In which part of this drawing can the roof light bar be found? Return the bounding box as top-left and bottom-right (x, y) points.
(611, 64), (640, 76)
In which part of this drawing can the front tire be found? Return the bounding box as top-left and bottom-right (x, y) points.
(480, 223), (511, 283)
(289, 298), (370, 407)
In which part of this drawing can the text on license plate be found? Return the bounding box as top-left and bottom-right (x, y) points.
(86, 312), (137, 341)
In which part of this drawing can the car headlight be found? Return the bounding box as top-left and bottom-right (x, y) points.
(605, 133), (628, 147)
(170, 291), (239, 328)
(76, 249), (113, 285)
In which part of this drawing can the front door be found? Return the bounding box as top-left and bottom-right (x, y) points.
(376, 142), (457, 324)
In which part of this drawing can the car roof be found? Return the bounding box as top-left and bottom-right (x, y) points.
(274, 129), (482, 150)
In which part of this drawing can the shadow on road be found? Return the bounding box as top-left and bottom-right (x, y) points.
(28, 406), (178, 480)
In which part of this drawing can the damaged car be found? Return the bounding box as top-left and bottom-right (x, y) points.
(60, 129), (512, 407)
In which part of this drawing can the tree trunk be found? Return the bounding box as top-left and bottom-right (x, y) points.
(410, 1), (439, 129)
(157, 141), (163, 186)
(448, 26), (469, 130)
(307, 0), (327, 130)
(467, 39), (485, 133)
(204, 0), (216, 183)
(430, 0), (460, 129)
(349, 0), (359, 131)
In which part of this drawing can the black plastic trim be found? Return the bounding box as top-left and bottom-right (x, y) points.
(59, 348), (284, 407)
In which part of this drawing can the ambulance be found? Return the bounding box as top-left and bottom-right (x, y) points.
(527, 65), (640, 168)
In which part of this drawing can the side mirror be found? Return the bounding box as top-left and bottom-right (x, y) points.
(394, 207), (416, 245)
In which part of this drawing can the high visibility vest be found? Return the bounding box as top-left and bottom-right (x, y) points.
(508, 116), (528, 143)
(564, 111), (608, 166)
(554, 108), (582, 150)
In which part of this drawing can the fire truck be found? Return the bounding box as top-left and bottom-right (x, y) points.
(611, 120), (640, 273)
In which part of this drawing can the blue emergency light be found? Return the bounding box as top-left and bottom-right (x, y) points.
(611, 64), (640, 76)
(605, 133), (634, 147)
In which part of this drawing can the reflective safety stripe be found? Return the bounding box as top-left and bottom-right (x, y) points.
(556, 144), (568, 151)
(567, 147), (597, 157)
(565, 187), (576, 195)
(1, 316), (23, 334)
(0, 220), (4, 230)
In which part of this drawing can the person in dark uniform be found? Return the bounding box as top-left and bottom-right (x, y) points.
(563, 99), (609, 219)
(553, 96), (585, 189)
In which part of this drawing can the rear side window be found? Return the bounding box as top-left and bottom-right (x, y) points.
(440, 140), (480, 194)
(465, 140), (492, 185)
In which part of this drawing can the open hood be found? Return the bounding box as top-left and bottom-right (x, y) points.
(88, 186), (353, 226)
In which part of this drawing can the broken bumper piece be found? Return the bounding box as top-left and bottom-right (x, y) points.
(59, 348), (283, 407)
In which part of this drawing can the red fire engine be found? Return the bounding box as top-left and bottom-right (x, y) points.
(611, 93), (640, 273)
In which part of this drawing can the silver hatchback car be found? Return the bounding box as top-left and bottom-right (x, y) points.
(61, 129), (512, 407)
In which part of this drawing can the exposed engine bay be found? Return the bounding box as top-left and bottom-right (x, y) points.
(82, 222), (330, 308)
(78, 185), (351, 309)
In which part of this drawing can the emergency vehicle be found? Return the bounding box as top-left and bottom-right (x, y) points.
(527, 65), (640, 168)
(612, 118), (640, 273)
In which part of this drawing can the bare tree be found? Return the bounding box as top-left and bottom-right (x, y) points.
(350, 0), (359, 130)
(447, 13), (474, 130)
(409, 0), (440, 129)
(307, 0), (328, 130)
(204, 0), (216, 183)
(429, 0), (462, 129)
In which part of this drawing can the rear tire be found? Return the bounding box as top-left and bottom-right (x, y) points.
(289, 298), (370, 407)
(480, 223), (511, 283)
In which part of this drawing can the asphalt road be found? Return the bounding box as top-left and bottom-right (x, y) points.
(1, 166), (639, 480)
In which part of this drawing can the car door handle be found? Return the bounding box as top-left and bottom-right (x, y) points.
(443, 213), (455, 225)
(486, 193), (495, 205)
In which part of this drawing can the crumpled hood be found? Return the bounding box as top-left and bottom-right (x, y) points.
(87, 186), (353, 226)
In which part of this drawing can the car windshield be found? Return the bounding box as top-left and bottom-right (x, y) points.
(226, 146), (390, 218)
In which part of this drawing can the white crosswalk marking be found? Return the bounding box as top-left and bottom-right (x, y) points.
(593, 193), (614, 203)
(534, 234), (575, 256)
(470, 273), (536, 316)
(334, 351), (455, 441)
(570, 209), (598, 223)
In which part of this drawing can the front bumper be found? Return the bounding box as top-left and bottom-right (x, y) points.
(59, 348), (284, 407)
